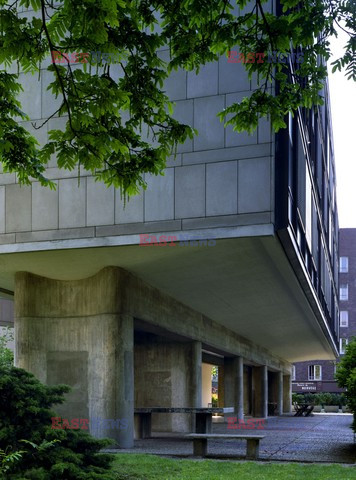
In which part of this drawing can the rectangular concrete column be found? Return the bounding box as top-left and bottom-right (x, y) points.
(115, 314), (134, 448)
(202, 363), (212, 407)
(224, 356), (244, 420)
(277, 371), (283, 415)
(190, 341), (202, 432)
(218, 365), (225, 407)
(261, 365), (268, 418)
(283, 374), (292, 413)
(191, 341), (202, 407)
(134, 341), (197, 434)
(252, 365), (268, 417)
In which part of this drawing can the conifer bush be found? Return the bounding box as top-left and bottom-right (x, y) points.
(0, 365), (115, 479)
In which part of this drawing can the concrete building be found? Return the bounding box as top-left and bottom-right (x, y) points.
(293, 229), (355, 394)
(0, 2), (339, 447)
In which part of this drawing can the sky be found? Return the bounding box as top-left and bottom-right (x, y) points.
(328, 29), (356, 228)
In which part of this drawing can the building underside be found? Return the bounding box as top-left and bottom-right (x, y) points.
(0, 229), (337, 447)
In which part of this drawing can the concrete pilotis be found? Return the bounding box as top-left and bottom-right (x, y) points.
(283, 374), (292, 413)
(191, 341), (203, 408)
(277, 371), (283, 415)
(218, 366), (225, 408)
(261, 365), (268, 418)
(190, 341), (202, 431)
(252, 365), (268, 417)
(115, 314), (134, 448)
(15, 268), (135, 448)
(202, 363), (212, 407)
(224, 356), (244, 420)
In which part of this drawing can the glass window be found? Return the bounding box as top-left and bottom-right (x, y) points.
(340, 338), (348, 354)
(340, 284), (348, 301)
(308, 365), (322, 381)
(340, 257), (349, 273)
(292, 365), (296, 381)
(340, 311), (349, 327)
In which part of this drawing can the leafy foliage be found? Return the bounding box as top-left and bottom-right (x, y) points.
(0, 439), (59, 477)
(0, 327), (14, 368)
(0, 0), (355, 194)
(0, 365), (115, 479)
(292, 392), (347, 407)
(335, 337), (356, 432)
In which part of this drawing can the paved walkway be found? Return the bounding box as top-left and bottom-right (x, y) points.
(110, 414), (355, 463)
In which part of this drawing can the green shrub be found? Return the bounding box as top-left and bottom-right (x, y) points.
(0, 365), (115, 479)
(321, 393), (333, 406)
(335, 337), (356, 432)
(303, 393), (316, 404)
(292, 393), (304, 404)
(329, 393), (341, 407)
(294, 392), (345, 407)
(0, 327), (14, 368)
(340, 393), (347, 407)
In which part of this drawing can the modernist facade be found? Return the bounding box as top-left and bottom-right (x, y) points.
(293, 228), (355, 393)
(0, 2), (339, 447)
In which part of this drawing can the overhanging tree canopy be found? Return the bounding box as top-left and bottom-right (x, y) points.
(0, 0), (355, 194)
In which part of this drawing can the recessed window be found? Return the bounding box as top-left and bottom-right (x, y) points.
(340, 311), (349, 327)
(339, 257), (349, 273)
(292, 365), (296, 381)
(340, 338), (348, 354)
(308, 365), (322, 381)
(340, 284), (348, 301)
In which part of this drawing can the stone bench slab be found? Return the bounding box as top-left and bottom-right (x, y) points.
(185, 433), (265, 459)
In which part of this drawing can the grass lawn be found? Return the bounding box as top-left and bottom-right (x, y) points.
(111, 454), (355, 479)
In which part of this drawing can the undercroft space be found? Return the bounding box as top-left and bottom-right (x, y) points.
(2, 234), (335, 361)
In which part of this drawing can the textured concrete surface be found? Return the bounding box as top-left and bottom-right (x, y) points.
(107, 414), (356, 464)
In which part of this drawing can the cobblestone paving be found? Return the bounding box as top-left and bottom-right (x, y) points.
(109, 414), (355, 463)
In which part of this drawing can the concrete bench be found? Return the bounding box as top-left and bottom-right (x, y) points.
(186, 433), (265, 459)
(135, 407), (234, 438)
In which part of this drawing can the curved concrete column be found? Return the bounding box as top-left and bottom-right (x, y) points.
(15, 268), (134, 448)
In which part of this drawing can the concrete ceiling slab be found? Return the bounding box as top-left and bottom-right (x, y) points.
(0, 234), (336, 362)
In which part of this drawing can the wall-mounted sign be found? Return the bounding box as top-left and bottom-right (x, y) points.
(292, 382), (317, 391)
